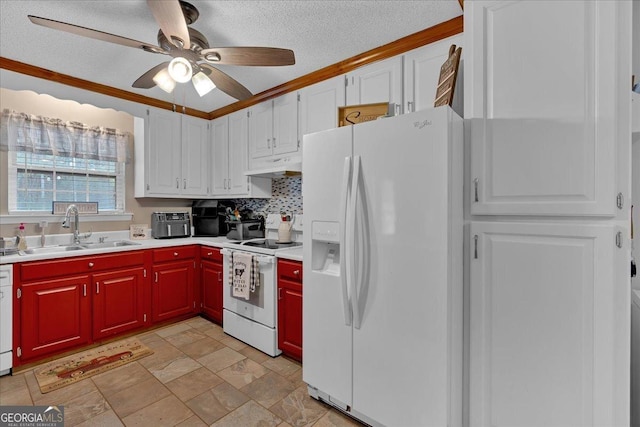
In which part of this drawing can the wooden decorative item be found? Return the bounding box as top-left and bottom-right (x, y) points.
(434, 45), (462, 108)
(338, 102), (393, 127)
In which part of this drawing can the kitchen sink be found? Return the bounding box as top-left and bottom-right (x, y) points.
(22, 245), (86, 255)
(80, 240), (141, 249)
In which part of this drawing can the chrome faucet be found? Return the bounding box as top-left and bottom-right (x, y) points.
(62, 204), (80, 244)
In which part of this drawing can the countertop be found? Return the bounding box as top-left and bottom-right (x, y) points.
(0, 233), (304, 264)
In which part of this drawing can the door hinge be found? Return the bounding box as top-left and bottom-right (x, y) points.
(16, 288), (21, 299)
(146, 183), (150, 191)
(17, 347), (21, 358)
(473, 178), (479, 202)
(616, 192), (624, 210)
(474, 235), (479, 259)
(344, 75), (348, 87)
(297, 139), (301, 148)
(247, 110), (251, 118)
(616, 231), (623, 248)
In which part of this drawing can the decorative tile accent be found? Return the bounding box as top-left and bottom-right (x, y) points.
(233, 176), (302, 215)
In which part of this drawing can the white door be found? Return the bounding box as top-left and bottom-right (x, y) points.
(470, 221), (621, 426)
(346, 56), (403, 114)
(299, 75), (345, 137)
(211, 116), (229, 195)
(228, 109), (249, 195)
(465, 1), (623, 216)
(181, 116), (209, 197)
(272, 91), (299, 156)
(147, 108), (181, 195)
(350, 109), (463, 426)
(302, 125), (354, 408)
(249, 100), (273, 160)
(404, 34), (463, 114)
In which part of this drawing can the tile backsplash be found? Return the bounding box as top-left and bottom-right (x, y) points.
(233, 176), (302, 215)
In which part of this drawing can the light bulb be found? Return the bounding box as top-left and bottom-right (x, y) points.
(152, 68), (176, 93)
(192, 71), (216, 97)
(168, 57), (192, 83)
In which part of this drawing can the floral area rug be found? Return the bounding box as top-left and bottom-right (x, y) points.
(34, 338), (153, 393)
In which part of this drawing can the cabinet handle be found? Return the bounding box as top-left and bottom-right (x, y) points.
(96, 282), (100, 294)
(223, 178), (227, 189)
(267, 138), (271, 148)
(88, 262), (94, 268)
(407, 101), (415, 113)
(273, 136), (277, 147)
(278, 288), (282, 300)
(473, 178), (479, 202)
(155, 272), (158, 283)
(207, 252), (213, 256)
(174, 252), (179, 257)
(176, 178), (180, 189)
(83, 284), (87, 297)
(183, 179), (187, 189)
(293, 269), (300, 276)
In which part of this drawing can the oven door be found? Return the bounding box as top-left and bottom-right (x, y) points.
(222, 249), (277, 328)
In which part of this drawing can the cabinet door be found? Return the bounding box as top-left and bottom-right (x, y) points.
(211, 116), (229, 195)
(228, 109), (250, 195)
(152, 261), (195, 323)
(277, 279), (302, 362)
(465, 1), (623, 216)
(148, 109), (182, 195)
(20, 275), (91, 362)
(299, 76), (346, 137)
(201, 260), (223, 324)
(346, 56), (403, 113)
(181, 116), (209, 197)
(249, 100), (273, 159)
(470, 221), (623, 426)
(404, 34), (463, 113)
(93, 267), (146, 340)
(273, 92), (299, 156)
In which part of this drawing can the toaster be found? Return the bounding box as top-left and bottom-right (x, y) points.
(151, 212), (191, 239)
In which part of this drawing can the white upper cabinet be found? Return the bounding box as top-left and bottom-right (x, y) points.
(212, 109), (271, 198)
(465, 1), (629, 216)
(403, 34), (463, 114)
(346, 56), (403, 114)
(138, 108), (208, 198)
(299, 76), (346, 137)
(248, 91), (299, 166)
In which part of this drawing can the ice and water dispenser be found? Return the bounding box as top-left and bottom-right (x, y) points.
(310, 221), (341, 274)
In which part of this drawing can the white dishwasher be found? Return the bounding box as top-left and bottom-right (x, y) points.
(0, 264), (12, 376)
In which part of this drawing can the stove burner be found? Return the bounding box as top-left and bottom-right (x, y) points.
(241, 239), (302, 250)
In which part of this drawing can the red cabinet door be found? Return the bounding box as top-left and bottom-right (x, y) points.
(277, 260), (303, 362)
(152, 260), (194, 323)
(201, 260), (223, 324)
(20, 275), (91, 362)
(93, 267), (146, 340)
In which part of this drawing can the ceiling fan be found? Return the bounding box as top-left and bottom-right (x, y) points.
(27, 0), (295, 101)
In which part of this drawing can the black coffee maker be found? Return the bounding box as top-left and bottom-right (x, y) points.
(191, 200), (233, 237)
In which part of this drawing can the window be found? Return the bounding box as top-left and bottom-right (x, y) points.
(8, 152), (125, 213)
(1, 109), (130, 215)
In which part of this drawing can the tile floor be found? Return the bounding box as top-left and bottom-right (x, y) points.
(0, 317), (365, 426)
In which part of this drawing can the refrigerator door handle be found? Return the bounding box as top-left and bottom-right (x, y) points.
(339, 156), (352, 326)
(350, 155), (362, 329)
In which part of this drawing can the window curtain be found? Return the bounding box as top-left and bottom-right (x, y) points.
(0, 109), (131, 163)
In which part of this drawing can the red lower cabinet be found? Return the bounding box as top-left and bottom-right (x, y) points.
(201, 247), (223, 324)
(277, 259), (303, 362)
(152, 246), (197, 323)
(93, 267), (146, 340)
(20, 275), (92, 362)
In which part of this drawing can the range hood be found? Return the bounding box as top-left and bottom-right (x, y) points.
(244, 160), (302, 178)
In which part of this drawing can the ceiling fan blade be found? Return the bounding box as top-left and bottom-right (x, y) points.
(199, 64), (252, 101)
(28, 15), (166, 54)
(146, 0), (190, 50)
(132, 62), (171, 88)
(200, 47), (295, 66)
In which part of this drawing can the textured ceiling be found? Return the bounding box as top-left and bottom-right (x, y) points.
(0, 1), (462, 113)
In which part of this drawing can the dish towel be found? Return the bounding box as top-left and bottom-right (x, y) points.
(231, 252), (260, 300)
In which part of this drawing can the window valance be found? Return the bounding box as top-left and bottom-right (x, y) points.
(0, 109), (131, 163)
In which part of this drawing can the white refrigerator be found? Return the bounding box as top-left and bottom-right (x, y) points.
(302, 106), (463, 427)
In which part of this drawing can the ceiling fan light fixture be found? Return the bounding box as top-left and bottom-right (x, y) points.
(192, 71), (216, 97)
(168, 57), (192, 83)
(152, 68), (176, 93)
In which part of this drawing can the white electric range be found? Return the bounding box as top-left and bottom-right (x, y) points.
(220, 214), (302, 356)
